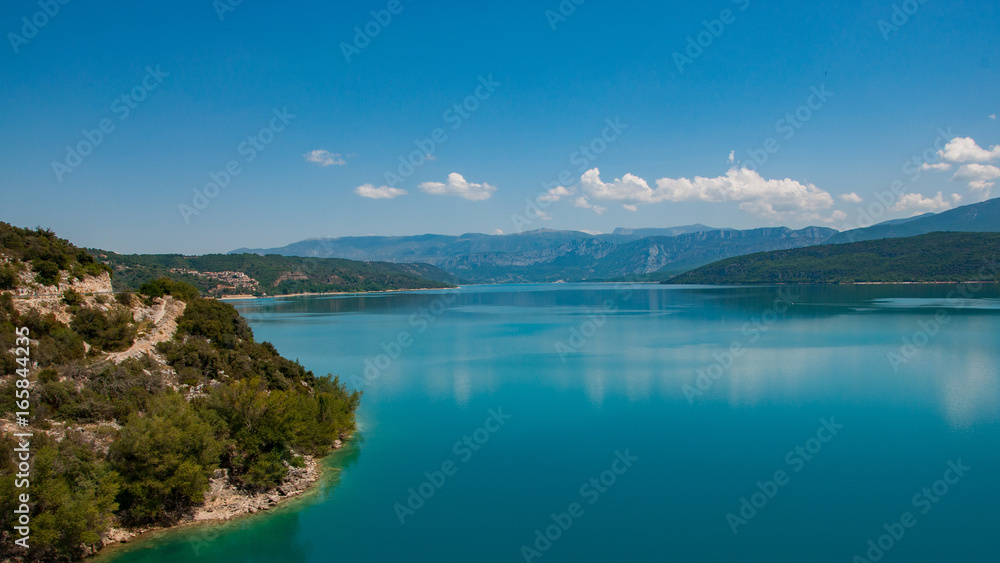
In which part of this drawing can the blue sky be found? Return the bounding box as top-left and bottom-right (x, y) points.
(1, 0), (998, 254)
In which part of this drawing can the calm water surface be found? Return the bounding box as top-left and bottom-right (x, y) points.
(103, 284), (1000, 562)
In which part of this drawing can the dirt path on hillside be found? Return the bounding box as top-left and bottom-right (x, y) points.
(106, 296), (186, 364)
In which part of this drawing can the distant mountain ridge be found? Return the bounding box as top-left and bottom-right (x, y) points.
(827, 197), (1000, 244)
(235, 226), (838, 283)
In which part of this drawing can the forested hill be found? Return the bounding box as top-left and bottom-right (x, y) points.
(92, 251), (458, 297)
(666, 232), (1000, 284)
(825, 197), (1000, 244)
(1, 223), (363, 561)
(0, 223), (111, 289)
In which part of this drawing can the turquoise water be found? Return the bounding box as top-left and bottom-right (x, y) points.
(104, 284), (1000, 562)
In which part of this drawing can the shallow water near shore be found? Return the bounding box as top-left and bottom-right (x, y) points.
(103, 283), (1000, 562)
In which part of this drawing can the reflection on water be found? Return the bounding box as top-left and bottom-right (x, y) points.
(942, 345), (1000, 428)
(108, 284), (1000, 563)
(237, 284), (1000, 428)
(234, 284), (1000, 427)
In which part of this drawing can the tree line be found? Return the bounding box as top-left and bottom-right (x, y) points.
(1, 273), (360, 561)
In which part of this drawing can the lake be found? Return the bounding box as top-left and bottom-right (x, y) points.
(101, 283), (1000, 562)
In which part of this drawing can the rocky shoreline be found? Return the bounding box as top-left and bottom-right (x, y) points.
(0, 446), (341, 563)
(98, 440), (342, 553)
(0, 266), (360, 563)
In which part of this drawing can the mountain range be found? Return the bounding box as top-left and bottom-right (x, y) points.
(233, 197), (1000, 284)
(234, 226), (838, 283)
(826, 197), (1000, 244)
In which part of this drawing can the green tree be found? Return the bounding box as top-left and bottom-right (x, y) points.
(0, 433), (119, 561)
(109, 393), (224, 524)
(138, 277), (200, 303)
(33, 260), (62, 286)
(0, 293), (18, 373)
(289, 376), (361, 455)
(62, 288), (83, 307)
(35, 325), (87, 366)
(0, 265), (16, 290)
(176, 298), (253, 349)
(70, 306), (136, 352)
(203, 378), (295, 491)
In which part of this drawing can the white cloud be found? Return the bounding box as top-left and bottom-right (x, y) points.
(579, 167), (834, 221)
(580, 169), (656, 202)
(493, 229), (504, 235)
(840, 192), (863, 203)
(355, 184), (407, 199)
(573, 197), (606, 215)
(622, 204), (638, 212)
(991, 114), (997, 120)
(831, 210), (848, 221)
(968, 181), (995, 194)
(418, 173), (496, 201)
(953, 163), (1000, 196)
(924, 142), (1000, 194)
(728, 151), (735, 165)
(953, 163), (1000, 183)
(304, 149), (346, 166)
(538, 185), (574, 203)
(920, 162), (952, 172)
(890, 192), (962, 213)
(938, 137), (1000, 164)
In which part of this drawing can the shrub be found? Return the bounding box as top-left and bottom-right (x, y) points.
(176, 298), (252, 349)
(203, 378), (295, 491)
(0, 294), (18, 373)
(33, 260), (62, 286)
(35, 326), (86, 367)
(201, 375), (360, 490)
(37, 379), (76, 413)
(0, 292), (16, 323)
(72, 255), (111, 280)
(0, 433), (119, 561)
(109, 393), (223, 525)
(0, 265), (16, 290)
(287, 377), (361, 456)
(55, 390), (115, 424)
(85, 360), (164, 420)
(138, 277), (199, 303)
(37, 368), (59, 383)
(0, 381), (16, 418)
(20, 308), (61, 336)
(62, 289), (83, 307)
(70, 307), (136, 352)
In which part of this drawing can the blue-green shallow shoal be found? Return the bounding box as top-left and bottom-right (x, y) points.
(101, 284), (1000, 562)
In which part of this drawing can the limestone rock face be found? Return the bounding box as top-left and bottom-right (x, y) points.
(14, 269), (113, 297)
(11, 271), (115, 324)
